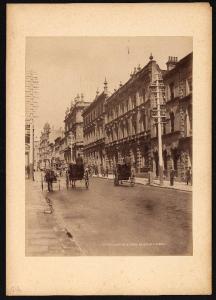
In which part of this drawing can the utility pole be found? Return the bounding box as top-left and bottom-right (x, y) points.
(70, 131), (73, 163)
(156, 73), (163, 185)
(150, 72), (166, 186)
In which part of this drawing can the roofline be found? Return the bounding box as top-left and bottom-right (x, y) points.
(105, 59), (158, 105)
(163, 52), (193, 78)
(82, 92), (106, 116)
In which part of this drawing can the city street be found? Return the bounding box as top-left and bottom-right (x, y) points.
(26, 173), (192, 256)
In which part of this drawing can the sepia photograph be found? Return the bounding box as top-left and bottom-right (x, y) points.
(7, 3), (211, 295)
(25, 36), (193, 256)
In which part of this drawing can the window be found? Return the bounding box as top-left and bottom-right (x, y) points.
(115, 106), (119, 117)
(121, 103), (124, 114)
(126, 100), (129, 111)
(169, 82), (174, 100)
(133, 120), (137, 134)
(143, 114), (147, 131)
(186, 77), (192, 95)
(170, 112), (175, 133)
(142, 88), (145, 103)
(132, 95), (136, 108)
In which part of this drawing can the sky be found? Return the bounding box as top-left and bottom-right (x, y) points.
(26, 36), (192, 138)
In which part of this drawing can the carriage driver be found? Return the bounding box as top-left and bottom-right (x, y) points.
(76, 153), (83, 165)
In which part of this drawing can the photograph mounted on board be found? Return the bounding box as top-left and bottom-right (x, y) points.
(25, 36), (193, 256)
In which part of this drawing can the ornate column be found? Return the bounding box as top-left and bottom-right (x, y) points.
(129, 147), (134, 165)
(128, 115), (132, 136)
(136, 109), (140, 134)
(136, 143), (142, 172)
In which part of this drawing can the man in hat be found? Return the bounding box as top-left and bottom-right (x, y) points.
(170, 168), (175, 186)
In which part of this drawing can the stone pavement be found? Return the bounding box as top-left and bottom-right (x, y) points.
(94, 174), (192, 192)
(25, 178), (82, 256)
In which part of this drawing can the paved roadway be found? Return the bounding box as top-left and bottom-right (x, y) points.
(39, 176), (192, 256)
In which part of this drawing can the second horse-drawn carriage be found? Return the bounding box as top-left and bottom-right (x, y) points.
(114, 162), (135, 186)
(66, 163), (89, 189)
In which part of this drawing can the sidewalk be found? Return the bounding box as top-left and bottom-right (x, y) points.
(93, 174), (192, 192)
(25, 178), (82, 256)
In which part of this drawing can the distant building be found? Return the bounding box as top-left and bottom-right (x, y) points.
(25, 123), (30, 167)
(34, 140), (40, 170)
(82, 81), (108, 170)
(59, 137), (66, 168)
(159, 53), (192, 181)
(25, 70), (39, 170)
(64, 94), (90, 163)
(39, 123), (51, 169)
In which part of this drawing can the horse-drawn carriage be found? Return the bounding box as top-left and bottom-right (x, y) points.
(114, 163), (135, 186)
(66, 163), (89, 189)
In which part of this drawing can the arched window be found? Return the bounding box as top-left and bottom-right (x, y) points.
(143, 113), (147, 131)
(170, 112), (175, 133)
(169, 82), (174, 100)
(133, 120), (137, 134)
(163, 123), (166, 135)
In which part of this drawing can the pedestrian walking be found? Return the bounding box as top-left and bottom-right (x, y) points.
(45, 169), (54, 192)
(186, 167), (192, 185)
(170, 168), (175, 186)
(106, 165), (109, 178)
(26, 165), (30, 179)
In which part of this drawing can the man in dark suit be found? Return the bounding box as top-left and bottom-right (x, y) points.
(76, 153), (84, 177)
(76, 153), (83, 165)
(170, 168), (175, 186)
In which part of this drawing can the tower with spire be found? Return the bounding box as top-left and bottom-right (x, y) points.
(104, 77), (108, 95)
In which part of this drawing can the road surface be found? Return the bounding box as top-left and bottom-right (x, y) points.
(27, 176), (192, 256)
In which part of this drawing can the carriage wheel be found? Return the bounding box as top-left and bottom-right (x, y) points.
(130, 177), (135, 186)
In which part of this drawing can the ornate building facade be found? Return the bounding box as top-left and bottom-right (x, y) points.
(104, 52), (192, 182)
(104, 55), (163, 174)
(62, 52), (192, 182)
(158, 53), (192, 181)
(64, 94), (90, 163)
(38, 123), (51, 169)
(82, 81), (108, 170)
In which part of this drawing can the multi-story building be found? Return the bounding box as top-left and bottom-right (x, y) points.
(64, 94), (90, 163)
(38, 123), (50, 169)
(61, 52), (192, 182)
(25, 70), (39, 173)
(34, 140), (40, 170)
(82, 81), (108, 170)
(158, 53), (192, 181)
(104, 55), (162, 174)
(25, 123), (30, 167)
(59, 137), (66, 168)
(104, 53), (192, 182)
